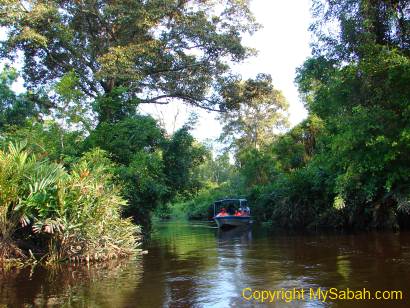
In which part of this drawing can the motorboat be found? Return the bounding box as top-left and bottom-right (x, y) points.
(213, 198), (251, 228)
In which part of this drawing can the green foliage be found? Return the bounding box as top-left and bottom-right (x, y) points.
(175, 181), (242, 220)
(195, 151), (236, 185)
(169, 146), (245, 220)
(1, 121), (83, 166)
(118, 149), (169, 227)
(0, 141), (58, 243)
(249, 162), (338, 229)
(218, 73), (289, 153)
(310, 0), (409, 61)
(295, 47), (410, 228)
(85, 115), (167, 227)
(266, 0), (410, 230)
(0, 66), (42, 130)
(50, 148), (140, 262)
(196, 0), (410, 230)
(214, 73), (290, 198)
(85, 114), (210, 227)
(52, 70), (92, 131)
(237, 147), (278, 187)
(163, 126), (208, 198)
(273, 115), (324, 172)
(86, 116), (164, 165)
(93, 87), (138, 123)
(0, 142), (140, 262)
(0, 0), (258, 114)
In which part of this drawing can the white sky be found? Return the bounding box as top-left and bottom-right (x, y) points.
(2, 0), (313, 142)
(140, 0), (312, 141)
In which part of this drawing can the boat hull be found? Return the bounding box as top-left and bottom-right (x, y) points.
(214, 216), (251, 228)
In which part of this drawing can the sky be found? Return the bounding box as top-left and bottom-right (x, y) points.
(140, 0), (313, 141)
(2, 0), (314, 142)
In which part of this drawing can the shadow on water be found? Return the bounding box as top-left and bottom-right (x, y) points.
(1, 221), (410, 307)
(0, 258), (144, 307)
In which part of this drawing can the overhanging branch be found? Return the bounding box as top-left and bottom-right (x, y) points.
(139, 92), (225, 112)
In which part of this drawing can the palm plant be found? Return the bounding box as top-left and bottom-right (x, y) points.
(0, 141), (62, 259)
(1, 142), (140, 263)
(49, 149), (140, 262)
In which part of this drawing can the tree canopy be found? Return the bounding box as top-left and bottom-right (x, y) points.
(218, 73), (289, 152)
(0, 0), (258, 115)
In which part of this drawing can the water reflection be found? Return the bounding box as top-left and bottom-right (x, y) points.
(217, 225), (253, 243)
(1, 222), (410, 307)
(0, 258), (143, 307)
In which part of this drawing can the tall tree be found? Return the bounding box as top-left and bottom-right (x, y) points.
(0, 0), (259, 119)
(218, 73), (289, 153)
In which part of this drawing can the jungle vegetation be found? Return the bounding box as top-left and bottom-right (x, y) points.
(0, 0), (259, 263)
(174, 0), (410, 231)
(0, 0), (410, 265)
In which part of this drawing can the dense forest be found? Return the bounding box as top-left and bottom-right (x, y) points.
(0, 0), (410, 265)
(182, 0), (410, 231)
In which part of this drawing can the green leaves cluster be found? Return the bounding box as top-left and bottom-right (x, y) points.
(0, 67), (43, 130)
(83, 114), (209, 227)
(0, 142), (139, 262)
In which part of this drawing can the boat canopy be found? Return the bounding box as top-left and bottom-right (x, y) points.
(214, 198), (248, 203)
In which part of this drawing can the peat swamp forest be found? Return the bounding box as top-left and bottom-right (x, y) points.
(0, 0), (410, 265)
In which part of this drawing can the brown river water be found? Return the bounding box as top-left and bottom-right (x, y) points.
(1, 221), (410, 307)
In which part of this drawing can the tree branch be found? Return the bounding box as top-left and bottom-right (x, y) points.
(139, 92), (224, 112)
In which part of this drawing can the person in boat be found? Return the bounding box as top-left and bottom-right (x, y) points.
(216, 208), (228, 217)
(244, 206), (250, 216)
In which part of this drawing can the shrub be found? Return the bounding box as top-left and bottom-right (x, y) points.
(0, 142), (140, 263)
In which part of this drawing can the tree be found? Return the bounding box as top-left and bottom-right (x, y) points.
(218, 73), (289, 154)
(0, 66), (43, 130)
(272, 115), (324, 172)
(310, 0), (410, 61)
(228, 0), (410, 230)
(0, 0), (259, 118)
(163, 125), (208, 198)
(118, 149), (170, 227)
(84, 114), (168, 227)
(196, 151), (236, 185)
(237, 146), (278, 187)
(52, 70), (93, 131)
(85, 115), (165, 165)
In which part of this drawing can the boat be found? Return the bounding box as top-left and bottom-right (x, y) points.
(213, 198), (252, 228)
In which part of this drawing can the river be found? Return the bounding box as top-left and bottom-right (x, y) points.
(1, 221), (410, 307)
